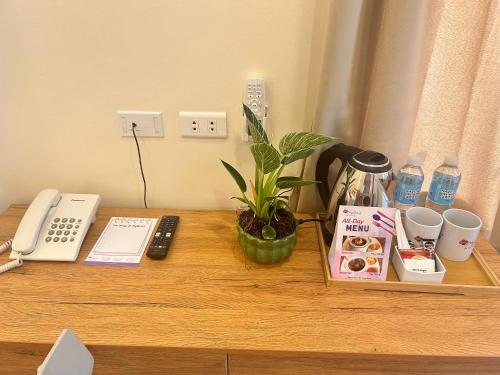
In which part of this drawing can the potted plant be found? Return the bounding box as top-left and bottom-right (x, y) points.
(221, 104), (337, 264)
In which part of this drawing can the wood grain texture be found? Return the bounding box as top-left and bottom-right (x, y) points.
(0, 342), (226, 375)
(1, 205), (500, 374)
(229, 352), (500, 375)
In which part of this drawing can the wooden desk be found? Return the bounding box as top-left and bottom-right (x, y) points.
(1, 205), (499, 374)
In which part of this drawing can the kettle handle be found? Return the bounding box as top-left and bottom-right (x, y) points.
(315, 143), (363, 208)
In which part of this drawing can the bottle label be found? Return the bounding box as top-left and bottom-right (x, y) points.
(428, 172), (461, 205)
(395, 175), (423, 205)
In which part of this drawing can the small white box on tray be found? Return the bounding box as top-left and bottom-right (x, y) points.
(392, 246), (446, 283)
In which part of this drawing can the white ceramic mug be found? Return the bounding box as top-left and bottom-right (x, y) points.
(436, 209), (482, 261)
(404, 207), (443, 244)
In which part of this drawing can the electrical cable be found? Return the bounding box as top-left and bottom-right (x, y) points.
(297, 218), (325, 225)
(131, 122), (148, 208)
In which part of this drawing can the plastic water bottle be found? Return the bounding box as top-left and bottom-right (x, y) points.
(426, 156), (461, 213)
(394, 154), (425, 214)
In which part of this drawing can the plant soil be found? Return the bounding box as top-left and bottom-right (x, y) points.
(238, 209), (296, 240)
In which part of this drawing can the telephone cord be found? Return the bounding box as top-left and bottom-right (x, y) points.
(0, 240), (23, 274)
(0, 239), (12, 254)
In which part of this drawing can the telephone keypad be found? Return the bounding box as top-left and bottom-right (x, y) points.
(47, 217), (82, 244)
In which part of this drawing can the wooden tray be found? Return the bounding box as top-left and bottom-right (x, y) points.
(315, 214), (500, 296)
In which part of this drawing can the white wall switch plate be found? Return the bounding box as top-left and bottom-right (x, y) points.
(117, 111), (164, 137)
(180, 112), (227, 138)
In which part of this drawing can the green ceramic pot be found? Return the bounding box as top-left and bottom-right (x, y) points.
(236, 224), (297, 264)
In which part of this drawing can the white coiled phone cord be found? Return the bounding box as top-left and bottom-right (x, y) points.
(0, 239), (23, 274)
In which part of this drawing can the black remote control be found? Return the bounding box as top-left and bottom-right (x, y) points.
(146, 216), (179, 260)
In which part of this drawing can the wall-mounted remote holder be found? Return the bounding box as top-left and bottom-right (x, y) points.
(241, 77), (268, 142)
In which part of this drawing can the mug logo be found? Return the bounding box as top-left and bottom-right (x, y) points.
(459, 239), (469, 245)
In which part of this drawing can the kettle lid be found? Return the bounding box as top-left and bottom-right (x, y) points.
(349, 150), (392, 173)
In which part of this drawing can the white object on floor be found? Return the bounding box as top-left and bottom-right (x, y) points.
(37, 329), (94, 375)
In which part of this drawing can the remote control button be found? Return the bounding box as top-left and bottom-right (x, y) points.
(54, 218), (61, 223)
(69, 218), (76, 223)
(45, 237), (52, 242)
(72, 231), (77, 235)
(56, 230), (62, 235)
(62, 218), (68, 223)
(64, 230), (70, 235)
(61, 237), (68, 243)
(67, 224), (73, 229)
(48, 230), (55, 235)
(70, 237), (75, 242)
(51, 224), (58, 229)
(53, 237), (60, 242)
(75, 225), (80, 229)
(59, 224), (65, 229)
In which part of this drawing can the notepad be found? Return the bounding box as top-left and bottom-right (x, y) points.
(85, 217), (157, 266)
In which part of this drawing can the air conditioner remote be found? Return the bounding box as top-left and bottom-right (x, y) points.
(146, 216), (179, 260)
(242, 77), (267, 141)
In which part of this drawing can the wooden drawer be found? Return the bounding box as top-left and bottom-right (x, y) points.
(228, 352), (500, 375)
(0, 343), (227, 375)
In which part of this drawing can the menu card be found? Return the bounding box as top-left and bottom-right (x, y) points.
(329, 206), (396, 281)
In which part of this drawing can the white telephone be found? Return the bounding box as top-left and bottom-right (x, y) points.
(0, 189), (100, 273)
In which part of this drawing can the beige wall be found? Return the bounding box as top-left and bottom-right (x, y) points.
(0, 0), (330, 212)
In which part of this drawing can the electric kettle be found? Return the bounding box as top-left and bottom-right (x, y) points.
(315, 143), (393, 245)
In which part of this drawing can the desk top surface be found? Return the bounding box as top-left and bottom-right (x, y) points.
(1, 205), (499, 358)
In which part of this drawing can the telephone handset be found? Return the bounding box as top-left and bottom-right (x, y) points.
(0, 189), (100, 273)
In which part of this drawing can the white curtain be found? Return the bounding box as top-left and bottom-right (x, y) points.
(300, 0), (500, 237)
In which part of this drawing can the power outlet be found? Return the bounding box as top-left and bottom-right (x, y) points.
(180, 112), (227, 138)
(117, 111), (164, 137)
(191, 120), (200, 133)
(208, 119), (217, 134)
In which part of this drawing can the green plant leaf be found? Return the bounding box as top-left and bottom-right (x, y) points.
(250, 143), (281, 174)
(264, 195), (289, 202)
(243, 104), (269, 144)
(279, 132), (336, 155)
(221, 160), (246, 193)
(262, 225), (276, 240)
(276, 176), (318, 189)
(231, 196), (257, 212)
(281, 148), (315, 165)
(276, 200), (288, 210)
